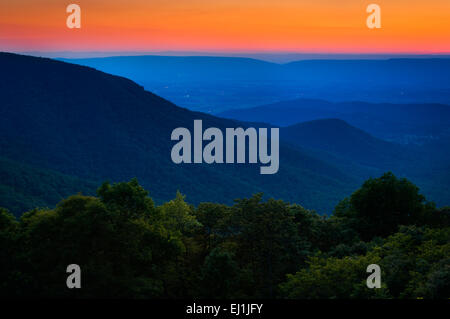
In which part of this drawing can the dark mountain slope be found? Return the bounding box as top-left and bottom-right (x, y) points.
(219, 98), (450, 143)
(0, 52), (361, 214)
(59, 55), (283, 112)
(61, 57), (450, 110)
(281, 119), (416, 170)
(277, 118), (450, 208)
(219, 99), (339, 126)
(0, 156), (97, 216)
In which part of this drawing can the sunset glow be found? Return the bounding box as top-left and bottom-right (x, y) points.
(0, 0), (449, 53)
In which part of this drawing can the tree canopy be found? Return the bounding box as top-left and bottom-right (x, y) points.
(0, 173), (448, 298)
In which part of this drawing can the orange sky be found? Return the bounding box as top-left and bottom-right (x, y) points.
(0, 0), (449, 53)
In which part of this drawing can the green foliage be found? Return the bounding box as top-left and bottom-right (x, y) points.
(0, 208), (18, 293)
(379, 226), (450, 298)
(199, 248), (239, 298)
(279, 254), (388, 299)
(334, 172), (436, 240)
(159, 191), (201, 236)
(279, 226), (450, 299)
(0, 173), (449, 299)
(97, 178), (155, 220)
(0, 156), (97, 217)
(226, 194), (304, 298)
(4, 191), (180, 297)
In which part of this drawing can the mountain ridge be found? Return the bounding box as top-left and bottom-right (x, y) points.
(0, 52), (361, 214)
(219, 98), (450, 143)
(60, 56), (450, 111)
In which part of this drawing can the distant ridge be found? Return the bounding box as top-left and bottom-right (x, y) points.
(281, 119), (415, 169)
(0, 52), (361, 214)
(60, 56), (450, 111)
(22, 50), (450, 63)
(2, 52), (450, 214)
(219, 98), (450, 143)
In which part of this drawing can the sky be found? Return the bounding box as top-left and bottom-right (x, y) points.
(0, 0), (449, 54)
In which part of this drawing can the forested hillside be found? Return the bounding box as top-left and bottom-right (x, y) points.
(1, 173), (448, 298)
(0, 156), (97, 214)
(2, 52), (450, 215)
(0, 52), (365, 214)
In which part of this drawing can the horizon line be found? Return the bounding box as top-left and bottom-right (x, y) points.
(10, 50), (450, 63)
